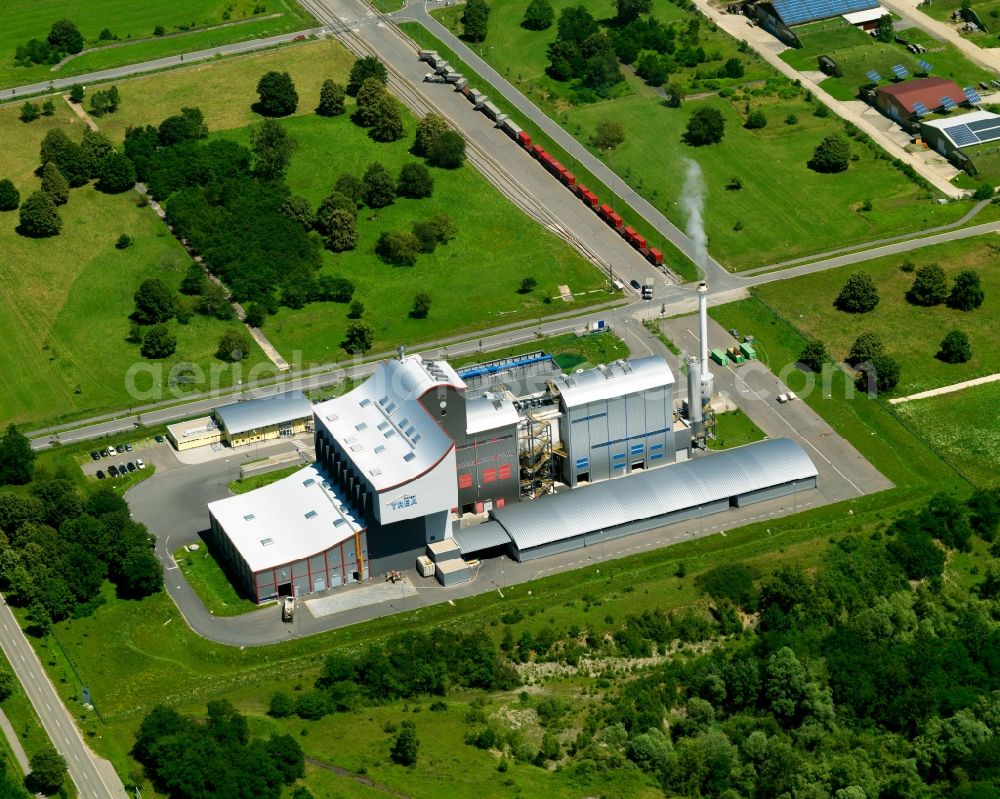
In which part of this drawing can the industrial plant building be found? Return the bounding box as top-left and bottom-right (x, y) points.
(749, 0), (881, 46)
(207, 294), (818, 603)
(167, 391), (313, 451)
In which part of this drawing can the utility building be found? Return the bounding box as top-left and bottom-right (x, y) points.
(214, 391), (313, 448)
(875, 77), (966, 125)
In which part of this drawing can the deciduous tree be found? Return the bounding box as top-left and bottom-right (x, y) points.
(937, 329), (971, 363)
(391, 720), (420, 765)
(684, 106), (725, 146)
(847, 331), (884, 365)
(217, 329), (252, 362)
(798, 340), (830, 373)
(809, 134), (850, 172)
(97, 152), (137, 193)
(28, 747), (67, 794)
(617, 0), (652, 23)
(523, 0), (555, 30)
(397, 162), (433, 198)
(362, 162), (396, 208)
(414, 113), (449, 157)
(140, 324), (176, 359)
(17, 190), (62, 238)
(0, 178), (19, 211)
(410, 291), (432, 319)
(0, 424), (35, 485)
(590, 119), (625, 151)
(250, 118), (297, 181)
(133, 279), (177, 324)
(316, 79), (346, 117)
(947, 269), (984, 311)
(907, 263), (949, 306)
(462, 0), (491, 43)
(255, 71), (298, 116)
(323, 209), (358, 252)
(346, 56), (388, 96)
(370, 94), (405, 142)
(376, 231), (420, 265)
(428, 130), (466, 168)
(48, 19), (83, 54)
(343, 321), (374, 353)
(40, 162), (69, 205)
(855, 353), (900, 394)
(835, 270), (879, 313)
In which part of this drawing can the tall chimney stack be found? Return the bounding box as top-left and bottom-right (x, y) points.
(697, 282), (713, 405)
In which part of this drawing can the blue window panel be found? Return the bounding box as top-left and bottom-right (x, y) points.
(650, 453), (664, 461)
(612, 453), (626, 461)
(630, 443), (645, 454)
(614, 463), (627, 470)
(575, 458), (589, 469)
(650, 443), (664, 451)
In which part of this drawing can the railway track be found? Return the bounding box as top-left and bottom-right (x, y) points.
(297, 0), (611, 274)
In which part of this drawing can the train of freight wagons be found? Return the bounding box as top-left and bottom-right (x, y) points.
(419, 50), (665, 269)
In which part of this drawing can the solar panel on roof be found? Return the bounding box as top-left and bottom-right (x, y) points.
(771, 0), (880, 26)
(865, 69), (883, 83)
(891, 64), (910, 79)
(917, 59), (933, 73)
(912, 101), (930, 117)
(940, 96), (958, 111)
(966, 117), (1000, 132)
(947, 124), (979, 148)
(964, 87), (983, 104)
(975, 126), (1000, 144)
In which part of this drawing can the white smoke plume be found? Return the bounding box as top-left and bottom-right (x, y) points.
(681, 159), (707, 272)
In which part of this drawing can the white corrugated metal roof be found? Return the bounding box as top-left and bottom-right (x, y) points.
(208, 464), (362, 572)
(452, 521), (512, 554)
(465, 392), (520, 435)
(551, 356), (673, 408)
(313, 355), (461, 493)
(492, 438), (817, 552)
(842, 5), (888, 24)
(922, 110), (999, 131)
(215, 391), (312, 435)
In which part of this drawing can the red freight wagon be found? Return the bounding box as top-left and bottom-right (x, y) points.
(607, 211), (623, 229)
(530, 144), (545, 158)
(622, 225), (637, 240)
(575, 183), (588, 197)
(517, 130), (531, 147)
(598, 203), (613, 221)
(634, 233), (647, 249)
(563, 171), (576, 187)
(646, 248), (663, 266)
(581, 190), (599, 208)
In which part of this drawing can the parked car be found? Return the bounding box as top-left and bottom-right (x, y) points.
(96, 470), (105, 480)
(90, 451), (100, 461)
(154, 435), (165, 443)
(124, 443), (133, 452)
(108, 465), (118, 477)
(102, 447), (114, 457)
(126, 462), (136, 472)
(776, 392), (798, 404)
(629, 279), (641, 291)
(115, 444), (126, 453)
(119, 462), (127, 475)
(136, 458), (145, 469)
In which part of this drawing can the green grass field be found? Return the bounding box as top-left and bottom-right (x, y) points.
(90, 40), (355, 142)
(708, 409), (766, 450)
(783, 19), (995, 102)
(0, 101), (270, 428)
(173, 545), (260, 616)
(417, 3), (971, 270)
(894, 380), (1000, 486)
(228, 462), (302, 494)
(752, 235), (1000, 396)
(451, 330), (631, 371)
(0, 0), (314, 90)
(916, 0), (1000, 43)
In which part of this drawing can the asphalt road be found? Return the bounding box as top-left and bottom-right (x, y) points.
(0, 601), (126, 799)
(0, 28), (325, 100)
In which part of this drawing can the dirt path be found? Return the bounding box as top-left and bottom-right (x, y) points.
(304, 756), (411, 798)
(888, 372), (1000, 404)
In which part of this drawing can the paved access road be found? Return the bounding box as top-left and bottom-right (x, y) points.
(0, 601), (127, 799)
(0, 28), (325, 101)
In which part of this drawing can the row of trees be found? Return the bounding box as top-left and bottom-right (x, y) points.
(0, 483), (163, 632)
(14, 19), (83, 67)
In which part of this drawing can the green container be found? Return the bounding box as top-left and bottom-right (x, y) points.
(740, 343), (757, 360)
(711, 348), (729, 366)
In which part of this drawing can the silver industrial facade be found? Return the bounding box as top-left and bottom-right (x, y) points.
(454, 439), (818, 562)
